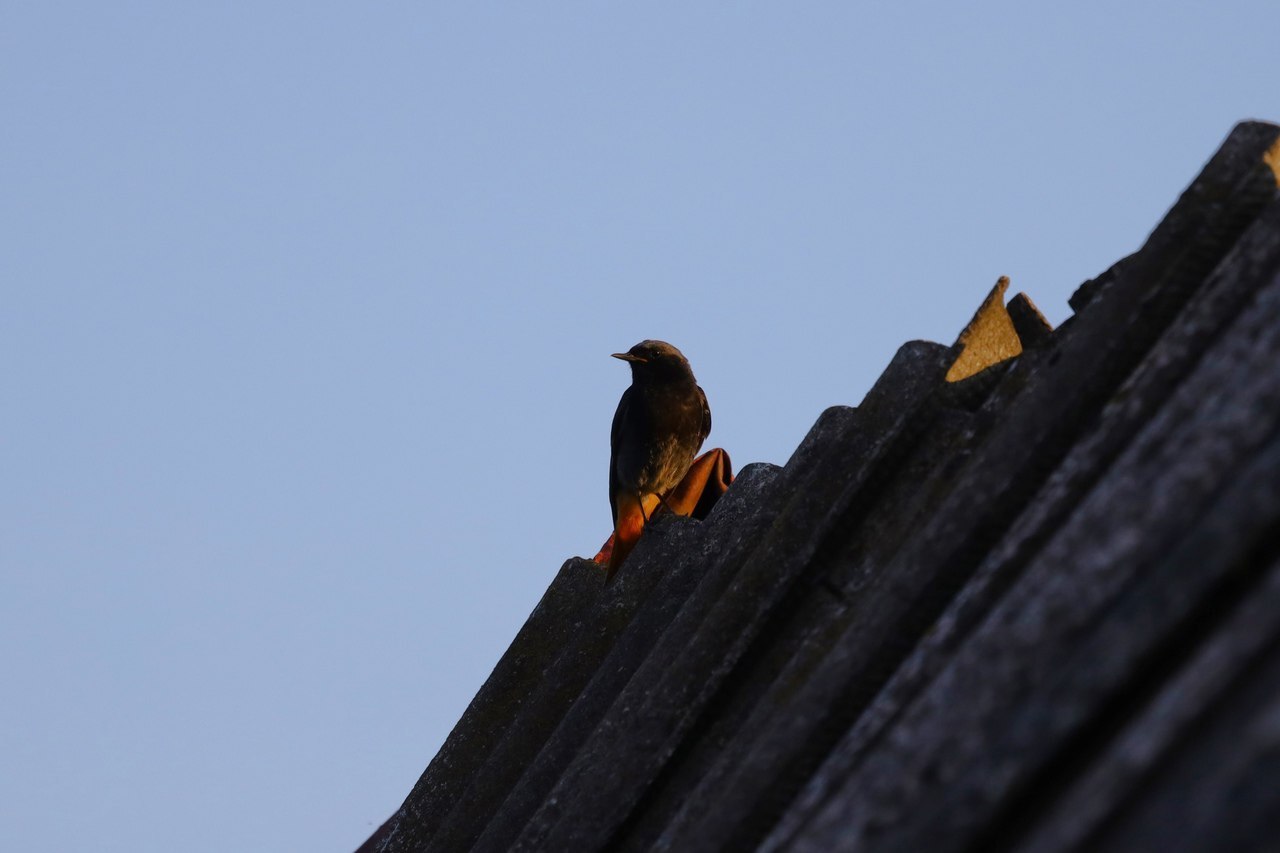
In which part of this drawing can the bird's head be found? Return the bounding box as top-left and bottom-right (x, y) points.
(612, 340), (695, 381)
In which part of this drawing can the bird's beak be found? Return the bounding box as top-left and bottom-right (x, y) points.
(612, 352), (646, 363)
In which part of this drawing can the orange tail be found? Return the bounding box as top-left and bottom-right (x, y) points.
(604, 491), (660, 580)
(592, 449), (735, 579)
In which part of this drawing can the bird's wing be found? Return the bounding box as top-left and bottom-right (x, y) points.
(698, 384), (711, 446)
(609, 386), (633, 524)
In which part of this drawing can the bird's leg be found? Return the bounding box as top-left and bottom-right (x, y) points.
(655, 491), (680, 517)
(638, 491), (650, 523)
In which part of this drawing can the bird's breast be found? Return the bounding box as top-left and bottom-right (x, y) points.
(614, 381), (707, 494)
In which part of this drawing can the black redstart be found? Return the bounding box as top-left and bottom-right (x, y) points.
(606, 340), (711, 578)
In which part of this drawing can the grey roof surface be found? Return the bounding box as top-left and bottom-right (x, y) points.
(359, 120), (1280, 853)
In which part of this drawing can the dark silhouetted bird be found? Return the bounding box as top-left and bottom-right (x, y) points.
(606, 340), (711, 579)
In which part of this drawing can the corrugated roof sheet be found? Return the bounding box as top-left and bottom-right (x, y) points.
(360, 119), (1280, 853)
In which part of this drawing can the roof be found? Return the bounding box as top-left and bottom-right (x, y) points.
(360, 119), (1280, 853)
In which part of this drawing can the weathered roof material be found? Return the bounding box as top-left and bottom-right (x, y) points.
(360, 120), (1280, 853)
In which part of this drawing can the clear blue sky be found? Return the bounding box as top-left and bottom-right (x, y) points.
(2, 3), (1274, 851)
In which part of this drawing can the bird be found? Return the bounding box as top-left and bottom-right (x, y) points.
(606, 339), (711, 579)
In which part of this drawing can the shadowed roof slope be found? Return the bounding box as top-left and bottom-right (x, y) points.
(360, 120), (1280, 853)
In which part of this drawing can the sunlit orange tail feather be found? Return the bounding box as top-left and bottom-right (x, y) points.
(593, 449), (734, 581)
(604, 491), (659, 580)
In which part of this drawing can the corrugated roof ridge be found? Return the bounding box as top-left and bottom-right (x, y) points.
(757, 117), (1280, 850)
(794, 204), (1280, 853)
(762, 126), (1280, 850)
(360, 119), (1280, 853)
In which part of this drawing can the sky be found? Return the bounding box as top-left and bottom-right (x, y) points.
(1, 3), (1276, 851)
